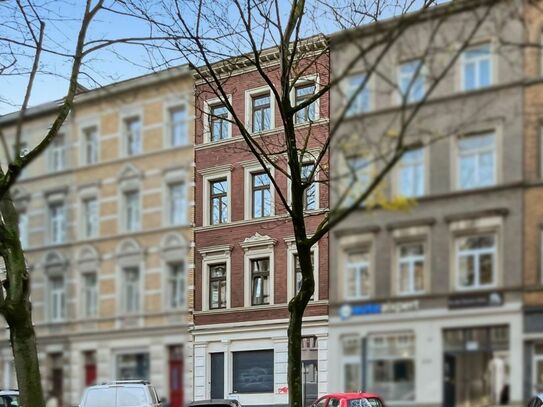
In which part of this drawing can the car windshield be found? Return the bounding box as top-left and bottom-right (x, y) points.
(0, 395), (19, 407)
(348, 398), (382, 407)
(84, 387), (148, 407)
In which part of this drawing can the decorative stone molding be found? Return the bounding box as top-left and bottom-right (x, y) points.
(240, 233), (276, 251)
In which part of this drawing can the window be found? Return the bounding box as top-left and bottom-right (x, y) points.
(367, 333), (415, 402)
(209, 178), (228, 225)
(18, 212), (28, 249)
(346, 155), (371, 205)
(456, 234), (496, 289)
(82, 197), (98, 238)
(399, 60), (425, 103)
(49, 202), (66, 244)
(209, 263), (227, 309)
(116, 353), (150, 380)
(294, 253), (315, 299)
(251, 93), (272, 132)
(232, 350), (274, 393)
(397, 243), (425, 295)
(252, 172), (272, 218)
(82, 272), (98, 317)
(294, 82), (317, 124)
(124, 117), (141, 156)
(49, 134), (66, 172)
(168, 262), (185, 309)
(397, 148), (424, 197)
(345, 73), (370, 115)
(209, 104), (229, 142)
(457, 133), (496, 190)
(301, 163), (317, 210)
(170, 106), (187, 146)
(122, 267), (140, 313)
(251, 258), (270, 305)
(540, 126), (543, 179)
(124, 190), (140, 232)
(463, 43), (492, 91)
(169, 182), (187, 225)
(533, 343), (543, 394)
(346, 251), (370, 300)
(82, 126), (98, 165)
(342, 336), (361, 392)
(49, 276), (66, 322)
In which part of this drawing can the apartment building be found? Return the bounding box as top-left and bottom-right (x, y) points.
(192, 44), (330, 407)
(327, 2), (526, 407)
(0, 66), (194, 406)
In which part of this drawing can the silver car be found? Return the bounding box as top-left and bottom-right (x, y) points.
(528, 394), (543, 407)
(79, 381), (162, 407)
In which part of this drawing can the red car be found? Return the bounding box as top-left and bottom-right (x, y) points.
(310, 393), (385, 407)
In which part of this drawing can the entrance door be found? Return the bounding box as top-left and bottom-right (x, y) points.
(51, 354), (63, 407)
(169, 346), (184, 407)
(210, 353), (224, 399)
(84, 351), (97, 386)
(443, 354), (456, 407)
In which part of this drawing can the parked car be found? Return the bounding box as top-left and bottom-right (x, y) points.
(0, 389), (19, 407)
(310, 393), (385, 407)
(528, 394), (543, 407)
(78, 380), (162, 407)
(187, 400), (241, 407)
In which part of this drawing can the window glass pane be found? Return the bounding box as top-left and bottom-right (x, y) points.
(346, 74), (369, 115)
(232, 350), (274, 393)
(171, 107), (187, 146)
(458, 133), (495, 190)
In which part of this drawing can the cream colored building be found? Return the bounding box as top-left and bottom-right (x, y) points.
(0, 66), (194, 406)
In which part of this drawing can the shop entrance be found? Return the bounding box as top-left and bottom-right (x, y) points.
(443, 326), (510, 407)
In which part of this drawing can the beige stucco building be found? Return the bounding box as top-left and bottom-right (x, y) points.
(0, 66), (194, 406)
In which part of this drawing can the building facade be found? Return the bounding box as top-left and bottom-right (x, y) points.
(0, 67), (194, 406)
(192, 48), (330, 407)
(327, 2), (526, 407)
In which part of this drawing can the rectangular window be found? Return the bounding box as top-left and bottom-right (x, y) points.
(397, 243), (425, 295)
(209, 104), (229, 142)
(125, 117), (141, 156)
(123, 267), (140, 313)
(116, 353), (150, 380)
(169, 262), (185, 309)
(49, 202), (66, 244)
(170, 106), (187, 146)
(533, 343), (543, 394)
(301, 163), (317, 210)
(345, 73), (370, 115)
(252, 93), (272, 132)
(124, 191), (140, 232)
(463, 44), (492, 91)
(209, 263), (227, 309)
(342, 336), (361, 392)
(346, 155), (371, 205)
(232, 350), (274, 393)
(252, 172), (272, 218)
(294, 253), (315, 299)
(346, 251), (370, 300)
(18, 212), (28, 249)
(209, 178), (228, 225)
(83, 126), (98, 165)
(367, 333), (415, 402)
(251, 258), (270, 305)
(397, 148), (425, 197)
(457, 133), (496, 190)
(49, 133), (66, 172)
(294, 82), (316, 124)
(399, 60), (425, 103)
(169, 182), (186, 225)
(49, 276), (66, 322)
(456, 234), (496, 289)
(83, 197), (98, 238)
(540, 126), (543, 179)
(82, 272), (98, 318)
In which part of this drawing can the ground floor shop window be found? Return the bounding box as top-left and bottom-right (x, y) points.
(366, 333), (415, 402)
(341, 335), (361, 392)
(116, 353), (150, 380)
(533, 344), (543, 395)
(232, 350), (274, 393)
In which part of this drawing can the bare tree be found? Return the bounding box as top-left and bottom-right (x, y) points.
(123, 0), (519, 405)
(0, 1), (177, 405)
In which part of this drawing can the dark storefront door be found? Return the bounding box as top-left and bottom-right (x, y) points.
(210, 353), (224, 399)
(443, 354), (456, 407)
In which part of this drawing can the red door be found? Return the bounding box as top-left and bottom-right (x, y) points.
(169, 346), (184, 407)
(84, 351), (97, 386)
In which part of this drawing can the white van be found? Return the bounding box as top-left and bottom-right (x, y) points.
(78, 381), (162, 407)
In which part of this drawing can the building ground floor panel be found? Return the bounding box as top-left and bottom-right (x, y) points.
(328, 303), (523, 407)
(192, 317), (328, 407)
(0, 329), (192, 407)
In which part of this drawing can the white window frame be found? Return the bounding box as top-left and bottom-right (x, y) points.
(338, 233), (375, 300)
(160, 232), (189, 311)
(167, 261), (186, 310)
(80, 194), (99, 239)
(81, 271), (98, 318)
(344, 250), (370, 301)
(48, 275), (66, 323)
(340, 335), (362, 392)
(163, 168), (189, 227)
(199, 246), (232, 311)
(167, 102), (189, 147)
(123, 189), (141, 232)
(396, 241), (426, 296)
(122, 266), (141, 314)
(245, 86), (275, 134)
(203, 96), (233, 143)
(286, 155), (321, 211)
(285, 237), (319, 301)
(397, 59), (426, 104)
(290, 74), (321, 125)
(243, 162), (275, 220)
(201, 166), (232, 227)
(48, 201), (66, 245)
(393, 147), (427, 198)
(241, 234), (276, 307)
(168, 182), (188, 226)
(123, 115), (142, 156)
(454, 233), (497, 291)
(461, 42), (494, 92)
(80, 123), (100, 166)
(343, 72), (373, 116)
(454, 131), (498, 191)
(48, 133), (66, 172)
